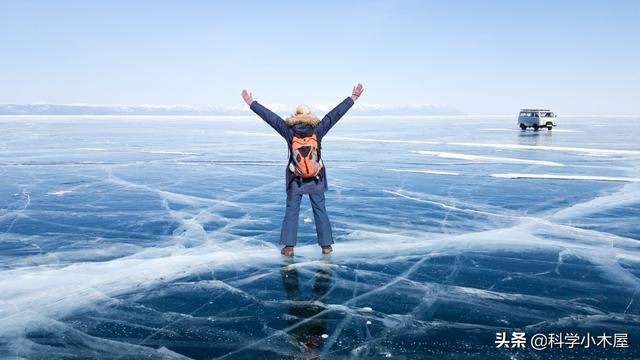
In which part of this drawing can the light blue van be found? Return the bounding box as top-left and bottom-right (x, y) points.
(518, 109), (557, 130)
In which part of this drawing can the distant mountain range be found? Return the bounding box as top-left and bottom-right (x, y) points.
(0, 103), (464, 116)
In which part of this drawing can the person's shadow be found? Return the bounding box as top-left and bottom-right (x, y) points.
(281, 256), (334, 358)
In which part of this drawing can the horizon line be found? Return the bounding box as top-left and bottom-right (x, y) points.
(1, 114), (639, 118)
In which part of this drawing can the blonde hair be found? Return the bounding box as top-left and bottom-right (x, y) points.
(295, 104), (311, 116)
(286, 104), (320, 126)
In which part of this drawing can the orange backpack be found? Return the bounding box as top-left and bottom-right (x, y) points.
(289, 134), (323, 179)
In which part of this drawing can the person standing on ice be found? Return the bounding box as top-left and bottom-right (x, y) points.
(241, 84), (364, 256)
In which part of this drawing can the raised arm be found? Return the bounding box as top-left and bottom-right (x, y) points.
(242, 89), (289, 139)
(315, 83), (363, 138)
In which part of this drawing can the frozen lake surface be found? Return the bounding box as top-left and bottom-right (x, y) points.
(1, 115), (639, 359)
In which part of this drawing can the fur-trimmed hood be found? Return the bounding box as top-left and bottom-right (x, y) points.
(286, 114), (320, 127)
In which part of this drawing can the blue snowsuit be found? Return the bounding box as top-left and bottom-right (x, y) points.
(250, 97), (354, 246)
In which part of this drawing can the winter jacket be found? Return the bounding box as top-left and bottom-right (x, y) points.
(250, 97), (354, 194)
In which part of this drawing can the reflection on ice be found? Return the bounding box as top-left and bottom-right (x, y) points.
(280, 258), (332, 357)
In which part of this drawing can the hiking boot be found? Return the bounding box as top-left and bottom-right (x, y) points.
(321, 245), (333, 254)
(281, 246), (294, 257)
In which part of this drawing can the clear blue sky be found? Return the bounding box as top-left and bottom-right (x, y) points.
(1, 0), (638, 114)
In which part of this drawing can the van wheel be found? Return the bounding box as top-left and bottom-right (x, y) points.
(533, 124), (539, 131)
(519, 124), (527, 130)
(547, 126), (553, 130)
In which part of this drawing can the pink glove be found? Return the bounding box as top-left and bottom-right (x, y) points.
(241, 89), (254, 106)
(351, 83), (364, 101)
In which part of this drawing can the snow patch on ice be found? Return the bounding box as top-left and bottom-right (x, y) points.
(47, 190), (73, 196)
(141, 150), (200, 156)
(326, 136), (439, 145)
(385, 168), (460, 176)
(491, 173), (640, 182)
(412, 150), (564, 167)
(450, 142), (640, 156)
(75, 147), (107, 151)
